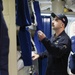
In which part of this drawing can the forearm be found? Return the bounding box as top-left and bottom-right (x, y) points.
(41, 37), (70, 58)
(39, 50), (48, 59)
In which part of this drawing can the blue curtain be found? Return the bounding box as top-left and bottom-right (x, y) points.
(33, 2), (44, 74)
(16, 0), (32, 66)
(18, 27), (32, 66)
(33, 1), (52, 75)
(42, 16), (52, 39)
(69, 36), (75, 73)
(16, 0), (31, 26)
(33, 1), (44, 54)
(34, 14), (52, 75)
(33, 1), (43, 31)
(41, 15), (52, 75)
(71, 36), (75, 53)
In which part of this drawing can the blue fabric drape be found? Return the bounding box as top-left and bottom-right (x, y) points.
(71, 36), (75, 53)
(33, 1), (45, 75)
(69, 36), (75, 73)
(41, 15), (52, 75)
(34, 15), (52, 75)
(33, 2), (44, 74)
(33, 2), (52, 75)
(18, 27), (32, 66)
(33, 1), (43, 54)
(16, 0), (31, 26)
(16, 0), (32, 66)
(42, 16), (52, 38)
(33, 1), (43, 31)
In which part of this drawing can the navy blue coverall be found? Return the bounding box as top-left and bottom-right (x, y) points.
(0, 0), (9, 75)
(40, 31), (71, 75)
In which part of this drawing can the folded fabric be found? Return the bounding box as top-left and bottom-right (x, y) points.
(18, 27), (32, 66)
(16, 0), (31, 26)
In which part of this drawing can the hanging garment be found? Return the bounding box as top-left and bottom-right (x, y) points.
(16, 0), (31, 26)
(33, 1), (52, 75)
(18, 27), (32, 66)
(33, 1), (43, 31)
(33, 1), (43, 54)
(33, 1), (44, 75)
(41, 16), (52, 39)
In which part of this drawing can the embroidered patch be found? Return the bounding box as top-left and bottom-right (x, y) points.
(63, 45), (67, 48)
(55, 41), (59, 44)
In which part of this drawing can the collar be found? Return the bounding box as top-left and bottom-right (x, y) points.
(52, 30), (65, 42)
(54, 30), (65, 38)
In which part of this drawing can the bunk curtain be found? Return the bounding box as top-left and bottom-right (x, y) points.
(33, 1), (52, 75)
(69, 36), (75, 74)
(33, 1), (43, 54)
(16, 0), (31, 26)
(40, 15), (52, 75)
(34, 15), (52, 75)
(16, 0), (32, 66)
(18, 27), (32, 66)
(33, 2), (43, 75)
